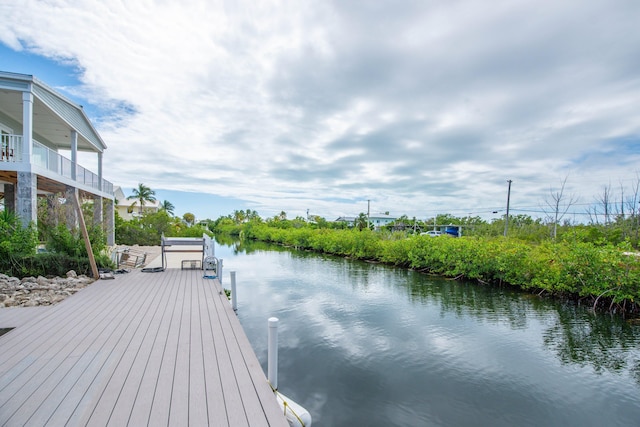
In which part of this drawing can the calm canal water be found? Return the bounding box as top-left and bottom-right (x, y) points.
(215, 239), (640, 427)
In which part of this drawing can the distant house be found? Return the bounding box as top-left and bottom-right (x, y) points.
(113, 186), (160, 221)
(369, 214), (397, 229)
(334, 214), (398, 229)
(0, 71), (115, 244)
(334, 216), (356, 226)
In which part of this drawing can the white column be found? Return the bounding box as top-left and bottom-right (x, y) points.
(70, 130), (78, 180)
(22, 91), (33, 163)
(97, 151), (103, 191)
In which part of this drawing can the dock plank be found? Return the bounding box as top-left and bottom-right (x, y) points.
(205, 277), (252, 427)
(127, 270), (183, 425)
(0, 269), (288, 427)
(0, 274), (152, 426)
(147, 269), (187, 427)
(188, 271), (210, 426)
(200, 278), (233, 427)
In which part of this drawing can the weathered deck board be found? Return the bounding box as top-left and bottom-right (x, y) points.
(0, 307), (50, 329)
(0, 269), (288, 427)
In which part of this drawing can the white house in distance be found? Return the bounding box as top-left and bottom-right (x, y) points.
(113, 185), (160, 220)
(335, 214), (398, 229)
(0, 71), (115, 244)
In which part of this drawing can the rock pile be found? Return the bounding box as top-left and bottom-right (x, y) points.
(0, 271), (95, 308)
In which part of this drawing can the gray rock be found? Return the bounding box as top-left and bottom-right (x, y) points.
(0, 272), (94, 308)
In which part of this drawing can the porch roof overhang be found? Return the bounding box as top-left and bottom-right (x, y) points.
(0, 169), (113, 200)
(0, 71), (106, 153)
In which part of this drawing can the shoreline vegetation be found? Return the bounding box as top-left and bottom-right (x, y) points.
(2, 185), (638, 316)
(212, 221), (640, 317)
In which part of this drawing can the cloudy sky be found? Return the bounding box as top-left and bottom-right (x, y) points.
(2, 0), (639, 221)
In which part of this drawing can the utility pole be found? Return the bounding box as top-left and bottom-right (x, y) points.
(504, 179), (512, 237)
(367, 199), (371, 229)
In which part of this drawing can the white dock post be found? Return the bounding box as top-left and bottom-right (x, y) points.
(230, 271), (237, 311)
(268, 317), (279, 390)
(217, 258), (223, 284)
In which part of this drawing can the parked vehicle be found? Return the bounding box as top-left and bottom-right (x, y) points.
(421, 230), (443, 237)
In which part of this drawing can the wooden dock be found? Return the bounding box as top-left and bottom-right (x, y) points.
(0, 269), (288, 427)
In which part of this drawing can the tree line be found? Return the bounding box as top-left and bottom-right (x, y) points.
(208, 210), (640, 316)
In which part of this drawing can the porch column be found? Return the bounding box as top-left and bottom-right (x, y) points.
(93, 196), (103, 227)
(106, 198), (115, 246)
(16, 172), (37, 227)
(4, 184), (15, 213)
(70, 130), (77, 181)
(97, 152), (103, 191)
(47, 194), (60, 227)
(22, 91), (33, 163)
(65, 185), (77, 228)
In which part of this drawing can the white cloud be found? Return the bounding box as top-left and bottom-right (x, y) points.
(2, 0), (640, 220)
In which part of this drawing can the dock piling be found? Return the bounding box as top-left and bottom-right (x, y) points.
(230, 271), (237, 311)
(268, 317), (279, 390)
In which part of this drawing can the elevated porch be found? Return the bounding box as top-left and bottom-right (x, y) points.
(1, 134), (114, 196)
(0, 71), (115, 244)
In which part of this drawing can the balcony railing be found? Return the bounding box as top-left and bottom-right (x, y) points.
(1, 134), (113, 195)
(1, 133), (22, 162)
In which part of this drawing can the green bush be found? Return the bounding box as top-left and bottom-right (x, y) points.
(116, 210), (214, 245)
(0, 252), (111, 278)
(0, 210), (38, 258)
(46, 223), (108, 259)
(231, 220), (640, 313)
(0, 208), (115, 278)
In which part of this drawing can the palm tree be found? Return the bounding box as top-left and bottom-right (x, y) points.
(246, 209), (260, 221)
(233, 210), (246, 224)
(131, 183), (156, 215)
(160, 200), (175, 216)
(355, 212), (370, 231)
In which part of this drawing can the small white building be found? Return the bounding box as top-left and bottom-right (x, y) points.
(334, 214), (398, 229)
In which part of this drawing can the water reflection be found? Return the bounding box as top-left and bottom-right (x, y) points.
(543, 305), (640, 384)
(216, 237), (640, 426)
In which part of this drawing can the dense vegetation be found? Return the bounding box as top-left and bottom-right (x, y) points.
(0, 183), (207, 278)
(0, 205), (111, 277)
(3, 177), (639, 314)
(115, 210), (210, 245)
(210, 211), (640, 316)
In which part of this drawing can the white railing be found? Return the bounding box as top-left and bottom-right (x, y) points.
(1, 134), (113, 195)
(1, 134), (22, 162)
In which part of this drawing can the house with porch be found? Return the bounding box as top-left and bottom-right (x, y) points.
(0, 71), (115, 245)
(113, 186), (160, 220)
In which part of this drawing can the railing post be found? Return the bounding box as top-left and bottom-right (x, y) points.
(268, 317), (279, 390)
(230, 271), (237, 311)
(217, 258), (223, 285)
